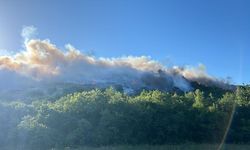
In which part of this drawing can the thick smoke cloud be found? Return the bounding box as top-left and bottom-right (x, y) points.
(0, 26), (230, 92)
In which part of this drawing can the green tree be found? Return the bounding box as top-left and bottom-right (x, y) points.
(192, 89), (205, 109)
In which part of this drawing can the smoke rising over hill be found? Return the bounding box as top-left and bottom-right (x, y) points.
(0, 27), (230, 93)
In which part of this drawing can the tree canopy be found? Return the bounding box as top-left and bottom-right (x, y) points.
(0, 85), (250, 149)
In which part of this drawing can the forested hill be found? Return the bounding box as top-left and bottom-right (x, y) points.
(0, 84), (250, 149)
(0, 78), (235, 103)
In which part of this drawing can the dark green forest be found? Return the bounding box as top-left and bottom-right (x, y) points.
(0, 85), (250, 149)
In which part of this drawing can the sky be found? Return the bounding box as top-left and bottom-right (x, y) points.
(0, 0), (249, 84)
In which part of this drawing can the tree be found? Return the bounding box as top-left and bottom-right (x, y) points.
(236, 85), (250, 106)
(192, 89), (205, 109)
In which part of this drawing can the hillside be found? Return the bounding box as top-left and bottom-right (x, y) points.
(0, 69), (235, 103)
(0, 84), (249, 149)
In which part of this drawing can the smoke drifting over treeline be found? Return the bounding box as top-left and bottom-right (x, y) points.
(0, 27), (231, 93)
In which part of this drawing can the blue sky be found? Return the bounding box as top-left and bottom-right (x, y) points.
(0, 0), (249, 84)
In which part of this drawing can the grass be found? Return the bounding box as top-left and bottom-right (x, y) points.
(3, 144), (250, 150)
(61, 144), (250, 150)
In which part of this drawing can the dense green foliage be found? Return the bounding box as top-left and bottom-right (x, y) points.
(0, 85), (250, 149)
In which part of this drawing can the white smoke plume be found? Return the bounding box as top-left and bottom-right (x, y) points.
(21, 25), (37, 44)
(0, 26), (230, 92)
